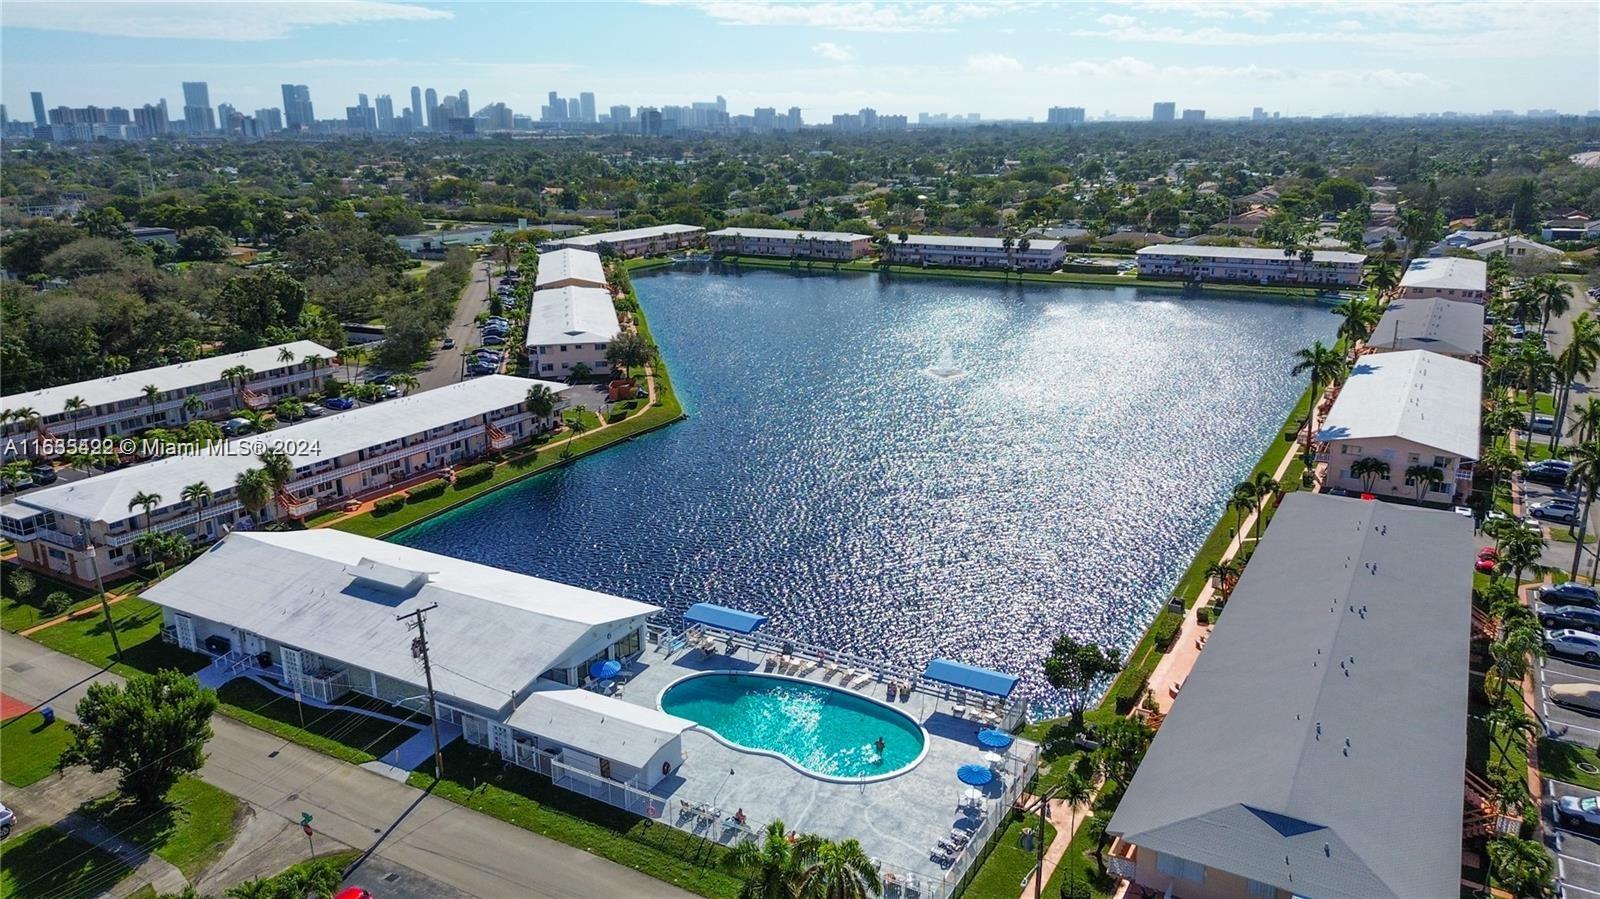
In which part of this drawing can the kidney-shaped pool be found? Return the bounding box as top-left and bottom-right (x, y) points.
(660, 672), (928, 782)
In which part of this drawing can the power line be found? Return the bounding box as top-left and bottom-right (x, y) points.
(396, 603), (445, 780)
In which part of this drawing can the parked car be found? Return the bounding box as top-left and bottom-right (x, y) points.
(1485, 510), (1543, 535)
(482, 334), (506, 345)
(1475, 546), (1498, 573)
(441, 337), (456, 350)
(323, 396), (357, 411)
(220, 417), (253, 436)
(381, 384), (400, 399)
(1531, 500), (1581, 523)
(1551, 683), (1600, 715)
(0, 801), (13, 838)
(1525, 459), (1573, 485)
(1543, 582), (1600, 607)
(333, 888), (372, 899)
(1538, 603), (1600, 632)
(1531, 415), (1557, 434)
(1558, 794), (1600, 828)
(29, 465), (57, 485)
(364, 373), (390, 385)
(301, 403), (325, 417)
(1546, 628), (1600, 661)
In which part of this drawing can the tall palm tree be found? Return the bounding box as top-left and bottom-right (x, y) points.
(1228, 483), (1257, 538)
(525, 384), (558, 423)
(1550, 313), (1600, 449)
(303, 353), (327, 390)
(257, 448), (294, 495)
(1330, 294), (1382, 353)
(233, 468), (274, 526)
(722, 820), (821, 899)
(1485, 699), (1539, 762)
(141, 384), (162, 424)
(181, 481), (213, 535)
(800, 838), (882, 899)
(222, 364), (255, 407)
(1204, 559), (1242, 600)
(339, 346), (369, 383)
(1290, 341), (1345, 452)
(1351, 457), (1390, 493)
(1048, 770), (1096, 899)
(1403, 464), (1444, 502)
(1571, 397), (1600, 445)
(128, 490), (162, 530)
(1567, 441), (1600, 578)
(1533, 273), (1571, 334)
(1365, 257), (1399, 293)
(390, 373), (420, 396)
(182, 393), (205, 423)
(1488, 621), (1545, 705)
(63, 396), (88, 436)
(277, 346), (296, 364)
(8, 407), (40, 438)
(561, 414), (591, 460)
(1494, 527), (1546, 587)
(1248, 472), (1280, 537)
(1486, 833), (1555, 899)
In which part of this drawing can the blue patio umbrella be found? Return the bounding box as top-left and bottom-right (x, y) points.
(976, 729), (1014, 750)
(589, 659), (622, 680)
(956, 763), (994, 787)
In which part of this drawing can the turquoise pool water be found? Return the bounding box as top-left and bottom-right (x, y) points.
(661, 673), (926, 779)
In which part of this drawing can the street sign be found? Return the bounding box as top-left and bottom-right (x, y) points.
(300, 812), (313, 826)
(302, 823), (313, 837)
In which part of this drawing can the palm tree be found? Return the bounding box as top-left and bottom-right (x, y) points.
(1567, 441), (1600, 578)
(1248, 472), (1280, 537)
(1351, 457), (1390, 493)
(0, 461), (32, 492)
(1485, 699), (1539, 761)
(1330, 294), (1382, 353)
(1403, 464), (1444, 502)
(390, 373), (420, 396)
(1489, 622), (1545, 705)
(1049, 770), (1096, 899)
(1227, 484), (1256, 538)
(1365, 257), (1399, 293)
(722, 820), (820, 899)
(525, 384), (558, 423)
(561, 414), (591, 460)
(1533, 273), (1571, 334)
(63, 396), (88, 436)
(1203, 559), (1242, 600)
(1486, 833), (1555, 899)
(1550, 313), (1600, 449)
(233, 468), (274, 526)
(182, 394), (205, 423)
(303, 353), (327, 390)
(800, 838), (882, 899)
(222, 364), (255, 406)
(257, 448), (294, 494)
(277, 346), (296, 364)
(1495, 527), (1546, 587)
(141, 384), (162, 424)
(1290, 341), (1345, 452)
(338, 346), (368, 383)
(128, 490), (162, 530)
(181, 481), (213, 536)
(1571, 397), (1600, 444)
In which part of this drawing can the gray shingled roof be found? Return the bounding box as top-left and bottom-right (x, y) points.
(1107, 493), (1471, 899)
(1371, 296), (1485, 358)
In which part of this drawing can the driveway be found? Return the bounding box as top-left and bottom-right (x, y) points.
(415, 259), (500, 393)
(0, 631), (694, 899)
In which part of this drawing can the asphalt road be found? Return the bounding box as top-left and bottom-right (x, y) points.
(0, 632), (694, 899)
(415, 259), (500, 393)
(1531, 281), (1600, 575)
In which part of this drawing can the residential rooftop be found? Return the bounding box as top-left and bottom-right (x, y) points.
(526, 286), (622, 348)
(144, 529), (662, 713)
(0, 340), (335, 416)
(1316, 350), (1481, 459)
(552, 224), (705, 247)
(898, 234), (1065, 251)
(1136, 245), (1368, 265)
(4, 375), (564, 524)
(534, 248), (608, 290)
(1108, 493), (1472, 899)
(1370, 296), (1485, 358)
(708, 227), (871, 242)
(508, 683), (693, 770)
(1399, 256), (1487, 293)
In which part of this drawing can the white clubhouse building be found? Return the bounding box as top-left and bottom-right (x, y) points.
(1, 341), (335, 449)
(0, 376), (567, 584)
(1316, 350), (1481, 504)
(526, 286), (622, 377)
(707, 228), (873, 260)
(539, 224), (705, 258)
(535, 248), (609, 291)
(1135, 246), (1367, 287)
(145, 529), (694, 790)
(1397, 256), (1488, 304)
(883, 235), (1068, 271)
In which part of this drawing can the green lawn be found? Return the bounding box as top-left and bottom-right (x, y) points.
(0, 562), (104, 633)
(955, 813), (1056, 899)
(563, 408), (603, 431)
(411, 742), (743, 899)
(215, 679), (425, 765)
(0, 713), (74, 787)
(77, 776), (240, 879)
(1540, 738), (1600, 790)
(0, 825), (134, 899)
(27, 598), (206, 676)
(1039, 809), (1118, 899)
(1547, 527), (1596, 544)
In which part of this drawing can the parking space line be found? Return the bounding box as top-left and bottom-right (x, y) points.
(1561, 881), (1600, 896)
(1546, 669), (1600, 686)
(1559, 853), (1600, 869)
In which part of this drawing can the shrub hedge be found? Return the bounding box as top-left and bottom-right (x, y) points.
(455, 463), (494, 486)
(407, 479), (447, 503)
(373, 496), (405, 516)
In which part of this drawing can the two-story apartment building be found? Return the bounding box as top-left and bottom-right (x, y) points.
(525, 287), (621, 377)
(707, 228), (873, 260)
(535, 248), (609, 291)
(1397, 256), (1487, 304)
(1107, 493), (1470, 899)
(145, 529), (694, 790)
(1316, 350), (1481, 504)
(1135, 245), (1367, 287)
(882, 235), (1067, 271)
(539, 224), (705, 258)
(0, 376), (567, 585)
(1369, 296), (1484, 360)
(1, 340), (336, 451)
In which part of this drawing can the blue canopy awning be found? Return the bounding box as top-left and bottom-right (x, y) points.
(922, 658), (1019, 698)
(684, 602), (769, 635)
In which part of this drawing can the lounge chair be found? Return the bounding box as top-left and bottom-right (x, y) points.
(764, 656), (778, 671)
(798, 659), (817, 675)
(952, 703), (967, 718)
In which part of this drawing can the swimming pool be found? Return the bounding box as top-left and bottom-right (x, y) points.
(660, 672), (928, 781)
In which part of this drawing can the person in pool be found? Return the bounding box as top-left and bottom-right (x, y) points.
(874, 736), (886, 754)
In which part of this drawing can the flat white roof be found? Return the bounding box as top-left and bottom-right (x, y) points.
(535, 248), (608, 290)
(1137, 245), (1368, 265)
(554, 224), (704, 247)
(144, 530), (661, 712)
(507, 683), (692, 768)
(1, 341), (335, 416)
(9, 375), (567, 524)
(709, 227), (871, 242)
(899, 234), (1065, 251)
(1400, 257), (1486, 293)
(525, 287), (622, 348)
(1317, 350), (1481, 460)
(1371, 296), (1485, 357)
(1466, 235), (1561, 257)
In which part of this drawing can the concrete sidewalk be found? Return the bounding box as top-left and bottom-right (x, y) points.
(0, 631), (694, 899)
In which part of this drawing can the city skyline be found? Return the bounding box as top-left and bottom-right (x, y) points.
(2, 1), (1597, 123)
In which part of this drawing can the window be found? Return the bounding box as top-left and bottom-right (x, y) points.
(1434, 456), (1450, 469)
(47, 548), (66, 560)
(1155, 852), (1205, 883)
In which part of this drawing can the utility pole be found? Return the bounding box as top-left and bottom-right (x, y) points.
(397, 603), (444, 780)
(79, 525), (122, 663)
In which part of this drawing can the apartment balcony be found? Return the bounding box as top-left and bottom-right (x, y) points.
(486, 421), (514, 451)
(101, 499), (242, 547)
(241, 387), (272, 410)
(277, 490), (318, 519)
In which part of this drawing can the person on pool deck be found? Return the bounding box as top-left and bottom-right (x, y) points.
(874, 736), (886, 754)
(734, 808), (747, 826)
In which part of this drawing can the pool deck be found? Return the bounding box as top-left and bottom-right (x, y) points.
(614, 641), (1039, 890)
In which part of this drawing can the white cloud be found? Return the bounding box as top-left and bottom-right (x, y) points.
(812, 41), (855, 61)
(2, 1), (452, 41)
(967, 52), (1022, 74)
(665, 0), (1020, 33)
(1034, 55), (1446, 92)
(1096, 13), (1136, 27)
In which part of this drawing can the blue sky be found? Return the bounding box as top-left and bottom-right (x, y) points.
(3, 1), (1597, 122)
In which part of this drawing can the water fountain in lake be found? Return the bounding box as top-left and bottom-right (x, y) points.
(922, 345), (968, 381)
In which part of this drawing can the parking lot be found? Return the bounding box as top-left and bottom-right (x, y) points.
(1544, 778), (1600, 898)
(1538, 648), (1600, 750)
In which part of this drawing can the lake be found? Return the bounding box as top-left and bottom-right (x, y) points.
(397, 265), (1339, 712)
